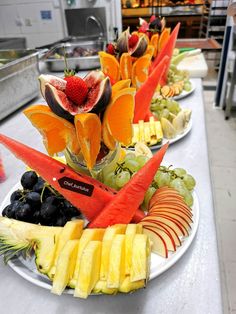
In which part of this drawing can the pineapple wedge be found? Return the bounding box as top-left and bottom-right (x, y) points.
(93, 280), (117, 295)
(125, 224), (143, 275)
(69, 228), (105, 288)
(48, 220), (84, 279)
(100, 224), (126, 280)
(51, 239), (79, 295)
(119, 276), (145, 293)
(74, 241), (102, 299)
(107, 234), (126, 289)
(130, 234), (151, 282)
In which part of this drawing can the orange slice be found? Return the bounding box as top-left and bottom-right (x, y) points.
(120, 53), (132, 80)
(150, 34), (159, 57)
(102, 121), (116, 151)
(99, 51), (120, 83)
(158, 28), (171, 53)
(145, 45), (155, 59)
(131, 54), (152, 89)
(103, 88), (136, 146)
(24, 105), (80, 156)
(74, 113), (101, 170)
(112, 79), (131, 96)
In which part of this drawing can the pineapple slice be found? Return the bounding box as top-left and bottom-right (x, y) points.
(69, 228), (105, 288)
(74, 241), (102, 299)
(107, 234), (126, 289)
(51, 239), (79, 295)
(130, 234), (151, 282)
(125, 224), (143, 275)
(119, 276), (145, 293)
(93, 280), (117, 295)
(100, 224), (126, 280)
(48, 220), (84, 279)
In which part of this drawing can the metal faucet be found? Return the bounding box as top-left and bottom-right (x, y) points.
(85, 15), (104, 38)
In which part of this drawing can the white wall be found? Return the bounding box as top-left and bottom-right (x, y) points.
(0, 0), (122, 48)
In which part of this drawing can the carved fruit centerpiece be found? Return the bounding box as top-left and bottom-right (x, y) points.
(24, 70), (135, 173)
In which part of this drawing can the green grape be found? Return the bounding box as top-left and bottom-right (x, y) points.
(154, 170), (162, 183)
(115, 171), (131, 188)
(136, 155), (149, 168)
(182, 174), (196, 190)
(183, 82), (192, 92)
(183, 190), (194, 207)
(156, 172), (171, 187)
(143, 186), (157, 209)
(104, 172), (118, 189)
(124, 159), (140, 173)
(170, 178), (185, 190)
(174, 168), (187, 177)
(166, 101), (180, 114)
(160, 99), (167, 107)
(124, 152), (136, 161)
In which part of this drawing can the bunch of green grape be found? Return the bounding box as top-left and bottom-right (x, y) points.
(102, 152), (196, 209)
(151, 98), (181, 120)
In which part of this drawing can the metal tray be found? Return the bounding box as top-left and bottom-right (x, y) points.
(0, 49), (40, 121)
(43, 41), (105, 72)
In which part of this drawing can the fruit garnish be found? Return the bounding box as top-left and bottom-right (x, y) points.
(103, 87), (136, 147)
(131, 54), (152, 88)
(157, 28), (171, 54)
(145, 45), (155, 59)
(23, 105), (80, 156)
(64, 76), (88, 106)
(106, 43), (116, 55)
(102, 121), (116, 151)
(99, 51), (120, 83)
(150, 34), (159, 58)
(128, 34), (139, 48)
(111, 79), (131, 96)
(74, 113), (102, 170)
(120, 53), (132, 80)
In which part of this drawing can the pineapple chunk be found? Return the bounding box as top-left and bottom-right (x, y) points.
(69, 228), (105, 288)
(48, 220), (84, 279)
(51, 239), (79, 295)
(130, 234), (150, 282)
(74, 241), (102, 299)
(93, 280), (117, 295)
(100, 224), (126, 280)
(119, 276), (145, 293)
(125, 224), (143, 275)
(107, 234), (126, 289)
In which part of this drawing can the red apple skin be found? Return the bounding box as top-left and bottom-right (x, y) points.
(141, 222), (176, 251)
(140, 219), (181, 246)
(149, 209), (193, 224)
(151, 212), (191, 232)
(150, 200), (192, 213)
(149, 205), (193, 219)
(142, 226), (168, 258)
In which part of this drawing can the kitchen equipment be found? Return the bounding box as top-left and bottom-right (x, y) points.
(0, 38), (26, 50)
(43, 40), (105, 72)
(0, 49), (39, 121)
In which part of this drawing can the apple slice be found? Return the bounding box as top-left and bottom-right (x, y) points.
(149, 208), (193, 224)
(150, 213), (189, 236)
(140, 222), (176, 251)
(150, 205), (192, 219)
(142, 215), (185, 237)
(140, 219), (181, 247)
(142, 227), (168, 258)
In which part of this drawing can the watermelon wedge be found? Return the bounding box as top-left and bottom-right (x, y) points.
(0, 134), (144, 222)
(150, 23), (180, 85)
(88, 143), (169, 228)
(133, 56), (169, 123)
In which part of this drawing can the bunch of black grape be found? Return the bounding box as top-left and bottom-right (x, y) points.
(2, 171), (81, 226)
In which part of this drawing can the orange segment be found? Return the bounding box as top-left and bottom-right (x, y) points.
(131, 54), (152, 89)
(103, 88), (136, 146)
(112, 79), (131, 96)
(24, 105), (80, 156)
(99, 51), (120, 83)
(158, 28), (171, 53)
(150, 34), (159, 57)
(120, 53), (132, 80)
(74, 113), (101, 170)
(102, 121), (116, 151)
(145, 45), (155, 59)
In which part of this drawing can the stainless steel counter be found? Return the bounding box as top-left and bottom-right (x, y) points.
(0, 78), (223, 314)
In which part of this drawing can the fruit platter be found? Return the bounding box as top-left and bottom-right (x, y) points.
(0, 17), (199, 299)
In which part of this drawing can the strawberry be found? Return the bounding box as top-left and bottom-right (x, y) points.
(64, 76), (88, 106)
(106, 43), (116, 55)
(149, 15), (156, 23)
(128, 34), (139, 48)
